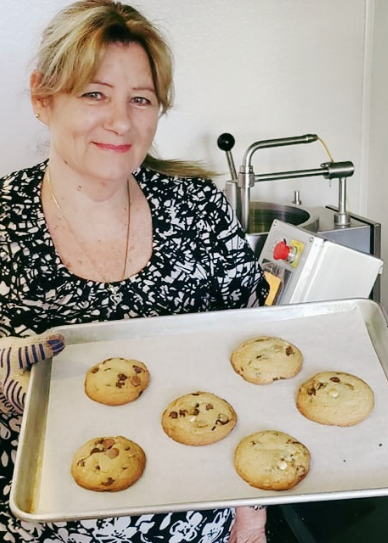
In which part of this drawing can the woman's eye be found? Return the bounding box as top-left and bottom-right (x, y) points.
(81, 91), (103, 100)
(131, 96), (151, 106)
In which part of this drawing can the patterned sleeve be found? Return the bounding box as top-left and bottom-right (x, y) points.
(0, 173), (14, 338)
(189, 179), (269, 310)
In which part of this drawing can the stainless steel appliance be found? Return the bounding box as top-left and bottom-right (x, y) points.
(218, 132), (383, 302)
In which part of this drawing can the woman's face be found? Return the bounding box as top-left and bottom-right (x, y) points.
(38, 42), (160, 184)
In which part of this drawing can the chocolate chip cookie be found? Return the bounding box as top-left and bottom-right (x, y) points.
(161, 391), (237, 446)
(71, 436), (146, 492)
(234, 430), (310, 490)
(230, 336), (303, 384)
(84, 357), (150, 406)
(296, 371), (374, 426)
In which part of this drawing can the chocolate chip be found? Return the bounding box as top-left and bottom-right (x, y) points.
(101, 478), (114, 486)
(116, 374), (128, 387)
(106, 447), (119, 459)
(102, 438), (115, 449)
(216, 414), (229, 425)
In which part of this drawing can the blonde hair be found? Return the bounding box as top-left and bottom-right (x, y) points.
(32, 0), (214, 178)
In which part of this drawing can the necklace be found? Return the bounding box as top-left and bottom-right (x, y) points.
(45, 168), (131, 290)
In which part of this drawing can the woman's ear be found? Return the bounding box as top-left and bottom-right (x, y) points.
(30, 70), (50, 124)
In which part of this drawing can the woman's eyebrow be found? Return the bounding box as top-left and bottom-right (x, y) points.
(89, 81), (156, 93)
(90, 80), (113, 88)
(132, 85), (156, 93)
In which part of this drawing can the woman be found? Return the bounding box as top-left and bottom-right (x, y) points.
(0, 1), (269, 541)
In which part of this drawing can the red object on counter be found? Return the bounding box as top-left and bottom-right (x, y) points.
(273, 239), (290, 261)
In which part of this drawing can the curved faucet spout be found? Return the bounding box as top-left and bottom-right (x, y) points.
(218, 131), (355, 235)
(238, 134), (339, 233)
(241, 134), (318, 175)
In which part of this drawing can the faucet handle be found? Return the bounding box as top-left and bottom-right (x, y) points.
(217, 133), (236, 152)
(217, 133), (238, 181)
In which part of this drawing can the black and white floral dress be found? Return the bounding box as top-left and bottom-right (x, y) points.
(0, 161), (269, 542)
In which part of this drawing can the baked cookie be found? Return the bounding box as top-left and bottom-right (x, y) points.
(296, 371), (374, 426)
(162, 391), (237, 446)
(71, 436), (146, 492)
(230, 336), (303, 384)
(85, 357), (149, 405)
(234, 430), (310, 491)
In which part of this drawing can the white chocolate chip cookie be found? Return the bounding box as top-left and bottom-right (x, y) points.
(296, 371), (374, 426)
(234, 430), (310, 491)
(71, 436), (146, 492)
(230, 336), (303, 384)
(161, 391), (237, 446)
(84, 357), (150, 406)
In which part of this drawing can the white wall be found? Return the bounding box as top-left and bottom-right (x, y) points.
(3, 0), (385, 302)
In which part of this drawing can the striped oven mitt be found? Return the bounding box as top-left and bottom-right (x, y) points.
(0, 333), (65, 414)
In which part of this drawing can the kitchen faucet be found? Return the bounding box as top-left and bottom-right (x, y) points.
(217, 133), (355, 232)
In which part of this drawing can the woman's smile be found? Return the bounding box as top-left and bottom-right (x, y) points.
(93, 142), (133, 153)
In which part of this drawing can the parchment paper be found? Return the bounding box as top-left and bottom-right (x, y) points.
(35, 305), (388, 518)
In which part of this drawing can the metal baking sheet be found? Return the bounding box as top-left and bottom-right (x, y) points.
(10, 298), (388, 523)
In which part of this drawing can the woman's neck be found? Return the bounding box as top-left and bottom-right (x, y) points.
(46, 160), (131, 212)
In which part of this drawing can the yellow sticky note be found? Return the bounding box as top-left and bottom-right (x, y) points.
(264, 271), (282, 306)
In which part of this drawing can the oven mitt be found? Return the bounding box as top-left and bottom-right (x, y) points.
(0, 333), (65, 414)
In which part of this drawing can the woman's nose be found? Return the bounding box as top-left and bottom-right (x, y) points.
(104, 100), (131, 134)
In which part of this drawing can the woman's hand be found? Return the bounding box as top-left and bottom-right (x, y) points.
(0, 333), (65, 413)
(229, 506), (267, 543)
